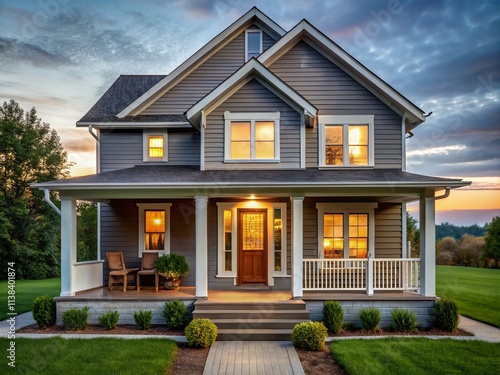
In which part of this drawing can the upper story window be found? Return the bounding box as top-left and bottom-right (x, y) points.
(224, 111), (280, 162)
(318, 115), (374, 167)
(143, 130), (168, 162)
(245, 30), (262, 61)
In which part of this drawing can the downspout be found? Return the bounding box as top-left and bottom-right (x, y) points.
(44, 189), (61, 216)
(89, 125), (101, 173)
(401, 112), (408, 171)
(434, 187), (451, 200)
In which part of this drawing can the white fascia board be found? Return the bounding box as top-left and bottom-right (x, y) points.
(259, 20), (425, 126)
(117, 8), (286, 118)
(76, 122), (191, 129)
(186, 59), (317, 125)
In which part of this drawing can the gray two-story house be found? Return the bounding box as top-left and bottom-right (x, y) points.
(36, 7), (469, 332)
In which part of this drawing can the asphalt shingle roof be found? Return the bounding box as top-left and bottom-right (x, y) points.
(77, 75), (187, 124)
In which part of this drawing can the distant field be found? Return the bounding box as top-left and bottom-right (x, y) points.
(0, 278), (60, 320)
(436, 266), (500, 327)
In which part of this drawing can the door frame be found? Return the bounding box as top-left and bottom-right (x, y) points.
(237, 208), (268, 285)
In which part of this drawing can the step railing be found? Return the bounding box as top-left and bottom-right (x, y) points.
(303, 258), (420, 294)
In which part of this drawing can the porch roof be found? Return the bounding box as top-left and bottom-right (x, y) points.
(34, 166), (469, 191)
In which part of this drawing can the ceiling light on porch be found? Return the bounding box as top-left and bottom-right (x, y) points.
(250, 195), (255, 200)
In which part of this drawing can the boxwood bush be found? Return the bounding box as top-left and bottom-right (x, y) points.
(391, 308), (418, 332)
(323, 301), (344, 334)
(162, 300), (189, 329)
(133, 310), (153, 330)
(32, 295), (56, 329)
(291, 322), (327, 351)
(98, 310), (120, 330)
(185, 318), (218, 348)
(434, 297), (459, 332)
(359, 308), (381, 332)
(62, 307), (89, 331)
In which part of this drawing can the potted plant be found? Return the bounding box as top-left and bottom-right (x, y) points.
(155, 253), (189, 290)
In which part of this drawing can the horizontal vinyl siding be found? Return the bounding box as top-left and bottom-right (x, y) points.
(142, 27), (276, 115)
(205, 79), (301, 170)
(303, 198), (319, 259)
(99, 129), (200, 172)
(101, 200), (196, 286)
(100, 130), (143, 172)
(270, 41), (402, 169)
(375, 203), (403, 258)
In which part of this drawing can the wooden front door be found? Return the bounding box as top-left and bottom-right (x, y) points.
(238, 209), (267, 284)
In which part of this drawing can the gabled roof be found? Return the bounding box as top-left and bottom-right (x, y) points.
(259, 20), (426, 130)
(186, 58), (317, 130)
(117, 7), (286, 118)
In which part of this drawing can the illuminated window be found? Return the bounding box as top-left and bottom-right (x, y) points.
(224, 112), (280, 162)
(143, 130), (168, 162)
(223, 210), (233, 272)
(319, 115), (374, 167)
(317, 203), (377, 259)
(137, 203), (171, 255)
(274, 208), (282, 271)
(245, 30), (262, 61)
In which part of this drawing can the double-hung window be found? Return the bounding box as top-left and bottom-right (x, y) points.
(317, 203), (377, 259)
(245, 29), (262, 61)
(318, 115), (374, 167)
(224, 111), (280, 162)
(137, 203), (171, 256)
(143, 130), (168, 162)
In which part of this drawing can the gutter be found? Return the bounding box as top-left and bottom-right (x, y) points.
(434, 187), (451, 200)
(44, 189), (61, 216)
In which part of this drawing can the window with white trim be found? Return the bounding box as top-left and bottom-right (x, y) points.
(318, 115), (374, 167)
(317, 203), (377, 259)
(143, 130), (168, 162)
(224, 111), (280, 162)
(137, 203), (171, 256)
(245, 29), (262, 61)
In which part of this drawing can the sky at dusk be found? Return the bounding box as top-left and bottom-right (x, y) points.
(1, 0), (499, 225)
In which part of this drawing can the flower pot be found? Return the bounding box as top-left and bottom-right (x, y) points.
(164, 278), (181, 290)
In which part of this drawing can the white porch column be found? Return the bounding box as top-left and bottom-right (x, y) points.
(195, 196), (208, 299)
(291, 196), (304, 299)
(419, 190), (436, 297)
(60, 198), (77, 296)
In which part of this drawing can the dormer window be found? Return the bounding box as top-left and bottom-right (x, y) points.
(245, 30), (262, 61)
(143, 130), (168, 162)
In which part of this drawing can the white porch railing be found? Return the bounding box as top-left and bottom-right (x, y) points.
(303, 258), (420, 294)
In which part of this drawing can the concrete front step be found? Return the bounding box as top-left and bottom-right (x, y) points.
(210, 318), (306, 330)
(194, 300), (307, 311)
(193, 310), (311, 320)
(217, 329), (293, 341)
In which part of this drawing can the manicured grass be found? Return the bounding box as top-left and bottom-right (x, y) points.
(331, 338), (500, 375)
(436, 266), (500, 327)
(1, 338), (177, 374)
(0, 278), (60, 320)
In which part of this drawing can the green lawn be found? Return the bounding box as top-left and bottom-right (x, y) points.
(1, 338), (177, 374)
(331, 338), (500, 375)
(436, 266), (500, 327)
(0, 278), (60, 321)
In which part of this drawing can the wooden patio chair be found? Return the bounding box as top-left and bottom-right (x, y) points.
(136, 252), (159, 292)
(106, 252), (139, 292)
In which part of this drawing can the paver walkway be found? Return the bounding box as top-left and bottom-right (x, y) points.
(203, 341), (304, 375)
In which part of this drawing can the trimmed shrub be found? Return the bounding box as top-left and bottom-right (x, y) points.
(185, 318), (218, 348)
(291, 322), (327, 351)
(133, 310), (153, 330)
(359, 308), (381, 332)
(32, 295), (56, 329)
(62, 307), (89, 331)
(342, 322), (356, 332)
(323, 301), (344, 334)
(391, 309), (418, 332)
(162, 300), (189, 329)
(434, 298), (459, 332)
(98, 310), (120, 330)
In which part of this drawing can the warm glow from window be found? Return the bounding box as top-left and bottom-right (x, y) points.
(148, 136), (164, 158)
(145, 210), (165, 250)
(323, 213), (343, 258)
(230, 120), (275, 160)
(348, 214), (368, 258)
(348, 125), (368, 165)
(325, 125), (343, 165)
(223, 210), (232, 271)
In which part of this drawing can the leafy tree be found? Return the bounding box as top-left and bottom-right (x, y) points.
(483, 216), (500, 268)
(436, 222), (487, 240)
(406, 212), (420, 257)
(77, 201), (98, 262)
(0, 100), (71, 279)
(454, 234), (484, 267)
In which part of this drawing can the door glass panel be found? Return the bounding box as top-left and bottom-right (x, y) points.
(274, 209), (282, 271)
(242, 213), (264, 250)
(224, 210), (232, 271)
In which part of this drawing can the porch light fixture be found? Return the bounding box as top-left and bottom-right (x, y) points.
(250, 195), (255, 200)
